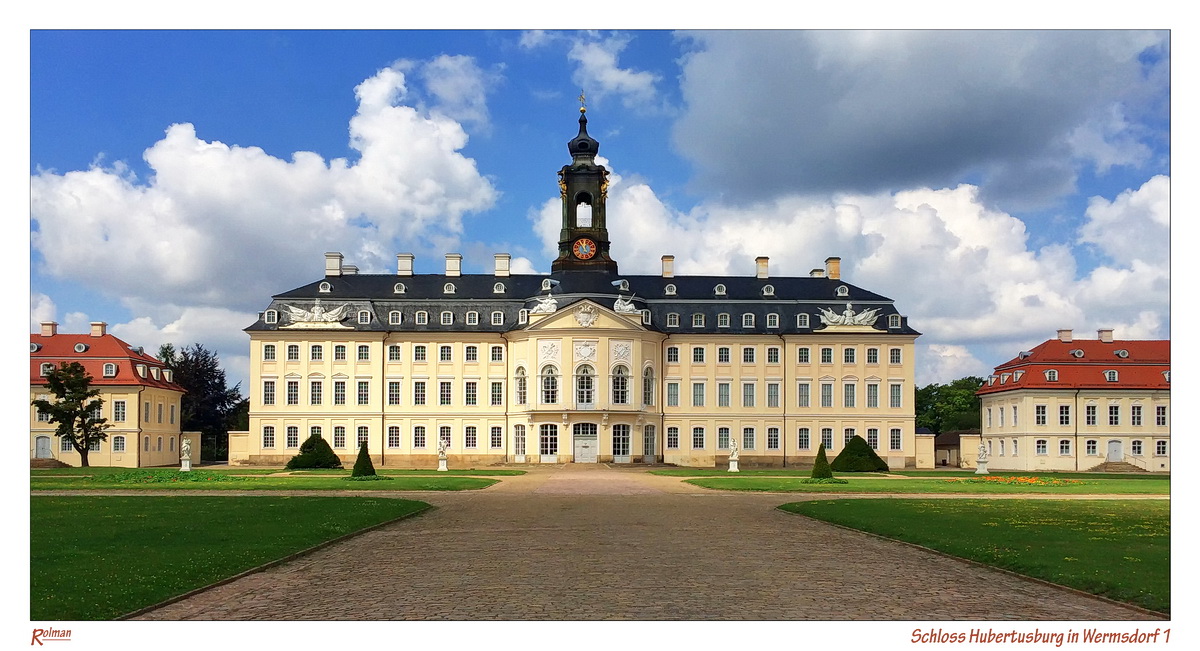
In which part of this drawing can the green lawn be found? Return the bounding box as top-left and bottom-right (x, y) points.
(31, 496), (430, 620)
(651, 468), (888, 477)
(780, 499), (1169, 614)
(30, 469), (497, 491)
(684, 476), (1169, 494)
(31, 466), (525, 477)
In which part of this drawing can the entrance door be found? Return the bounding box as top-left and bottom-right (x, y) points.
(642, 425), (656, 463)
(539, 424), (559, 463)
(35, 436), (52, 459)
(1107, 440), (1123, 462)
(612, 424), (631, 463)
(573, 423), (598, 463)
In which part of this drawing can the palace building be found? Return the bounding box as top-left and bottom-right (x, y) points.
(232, 108), (928, 468)
(973, 329), (1170, 473)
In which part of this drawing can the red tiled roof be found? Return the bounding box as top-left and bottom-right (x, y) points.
(978, 339), (1168, 395)
(30, 333), (184, 393)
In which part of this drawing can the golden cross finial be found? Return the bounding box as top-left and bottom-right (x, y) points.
(578, 90), (587, 113)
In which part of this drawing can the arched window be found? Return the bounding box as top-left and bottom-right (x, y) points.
(415, 311), (429, 325)
(389, 311), (402, 325)
(1104, 370), (1119, 382)
(889, 314), (901, 328)
(664, 284), (677, 296)
(836, 285), (849, 297)
(742, 313), (755, 328)
(493, 282), (506, 293)
(319, 282), (331, 293)
(612, 365), (629, 404)
(642, 366), (655, 406)
(40, 362), (55, 377)
(466, 311), (479, 325)
(1045, 369), (1059, 381)
(714, 283), (726, 296)
(541, 365), (559, 404)
(541, 278), (554, 292)
(515, 367), (528, 405)
(394, 282), (406, 294)
(358, 311), (371, 324)
(576, 365), (595, 406)
(762, 284), (775, 296)
(103, 363), (117, 377)
(444, 283), (456, 294)
(264, 310), (278, 324)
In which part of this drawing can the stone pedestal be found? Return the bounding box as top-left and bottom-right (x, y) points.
(728, 460), (739, 473)
(181, 459), (192, 472)
(974, 461), (989, 475)
(437, 458), (448, 472)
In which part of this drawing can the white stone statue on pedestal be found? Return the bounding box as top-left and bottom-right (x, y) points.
(975, 443), (990, 475)
(728, 437), (740, 473)
(180, 437), (192, 472)
(437, 438), (449, 472)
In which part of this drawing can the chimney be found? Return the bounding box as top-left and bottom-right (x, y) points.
(89, 322), (107, 337)
(825, 256), (841, 280)
(494, 253), (511, 277)
(1057, 329), (1073, 343)
(324, 252), (343, 277)
(661, 255), (675, 278)
(755, 256), (769, 279)
(1097, 328), (1114, 344)
(809, 268), (825, 278)
(40, 321), (58, 337)
(445, 253), (462, 277)
(341, 265), (358, 275)
(397, 253), (414, 276)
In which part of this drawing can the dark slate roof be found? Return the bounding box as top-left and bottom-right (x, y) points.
(248, 270), (920, 336)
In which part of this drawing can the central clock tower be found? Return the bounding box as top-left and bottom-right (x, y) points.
(551, 103), (618, 273)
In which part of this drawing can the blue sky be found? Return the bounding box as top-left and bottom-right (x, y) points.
(28, 28), (1172, 392)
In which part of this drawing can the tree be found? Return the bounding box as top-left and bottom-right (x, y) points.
(351, 441), (377, 477)
(915, 376), (984, 434)
(286, 433), (343, 470)
(831, 436), (890, 472)
(31, 362), (110, 467)
(159, 343), (243, 461)
(810, 444), (833, 479)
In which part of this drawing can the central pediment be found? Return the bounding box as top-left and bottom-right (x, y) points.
(524, 299), (647, 332)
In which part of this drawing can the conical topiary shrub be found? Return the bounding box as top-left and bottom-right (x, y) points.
(351, 440), (377, 477)
(811, 443), (833, 479)
(831, 435), (890, 472)
(285, 433), (343, 470)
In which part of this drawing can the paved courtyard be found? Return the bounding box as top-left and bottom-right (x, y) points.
(132, 465), (1160, 621)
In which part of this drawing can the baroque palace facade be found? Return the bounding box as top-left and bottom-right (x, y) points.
(232, 109), (928, 468)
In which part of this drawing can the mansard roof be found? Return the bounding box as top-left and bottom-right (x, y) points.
(30, 333), (184, 392)
(977, 338), (1169, 395)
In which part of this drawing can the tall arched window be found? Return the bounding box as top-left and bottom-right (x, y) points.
(515, 367), (528, 405)
(642, 367), (655, 405)
(541, 365), (559, 404)
(612, 365), (629, 404)
(576, 365), (595, 406)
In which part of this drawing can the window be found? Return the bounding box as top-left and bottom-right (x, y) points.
(797, 383), (810, 408)
(820, 348), (833, 364)
(465, 381), (478, 406)
(889, 348), (902, 364)
(465, 426), (478, 448)
(539, 424), (558, 456)
(642, 367), (654, 406)
(389, 311), (402, 325)
(767, 347), (780, 364)
(513, 425), (526, 455)
(767, 383), (780, 408)
(518, 309), (528, 324)
(820, 383), (833, 408)
(1036, 439), (1048, 455)
(742, 313), (755, 328)
(1086, 439), (1097, 455)
(1012, 406), (1018, 426)
(263, 344), (276, 361)
(265, 310), (278, 324)
(394, 283), (406, 294)
(797, 347), (810, 364)
(412, 426), (426, 448)
(692, 427), (705, 449)
(103, 363), (117, 377)
(798, 428), (811, 450)
(864, 348), (879, 365)
(713, 283), (727, 295)
(692, 347), (705, 363)
(1156, 440), (1168, 456)
(1059, 439), (1072, 455)
(1059, 405), (1070, 426)
(1131, 405), (1143, 426)
(612, 425), (631, 457)
(439, 381), (452, 406)
(717, 427), (730, 449)
(762, 285), (775, 296)
(262, 380), (276, 405)
(465, 345), (478, 362)
(1109, 405), (1120, 426)
(767, 427), (780, 450)
(692, 314), (705, 327)
(742, 347), (755, 364)
(286, 426), (299, 448)
(414, 345), (427, 362)
(576, 366), (595, 405)
(718, 382), (731, 407)
(440, 345), (452, 362)
(867, 428), (879, 450)
(1132, 440), (1143, 455)
(866, 383), (879, 408)
(667, 427), (680, 449)
(1104, 370), (1119, 382)
(388, 426), (401, 449)
(844, 348), (856, 364)
(262, 426), (275, 448)
(718, 347), (731, 364)
(491, 426), (503, 449)
(541, 366), (559, 404)
(742, 427), (756, 450)
(667, 347), (679, 363)
(1086, 405), (1096, 426)
(491, 346), (504, 362)
(466, 311), (479, 326)
(113, 435), (126, 453)
(287, 345), (300, 361)
(766, 313), (779, 328)
(1045, 369), (1058, 381)
(311, 381), (323, 405)
(335, 345), (346, 360)
(62, 437), (73, 452)
(890, 384), (902, 408)
(641, 310), (652, 325)
(1035, 405), (1046, 425)
(843, 383), (856, 408)
(389, 345), (401, 361)
(797, 313), (810, 328)
(667, 382), (679, 407)
(742, 382), (756, 407)
(491, 382), (504, 406)
(889, 428), (902, 451)
(388, 381), (401, 406)
(334, 380), (346, 405)
(415, 311), (429, 325)
(1012, 439), (1018, 455)
(516, 368), (528, 405)
(358, 311), (371, 324)
(666, 313), (679, 327)
(309, 426), (322, 442)
(889, 315), (901, 328)
(441, 311), (454, 325)
(287, 381), (299, 406)
(1156, 406), (1167, 426)
(357, 345), (370, 361)
(999, 407), (1004, 427)
(358, 381), (370, 405)
(444, 283), (456, 294)
(357, 426), (369, 447)
(491, 311), (504, 326)
(821, 428), (833, 450)
(612, 366), (629, 404)
(319, 282), (331, 293)
(113, 400), (126, 422)
(144, 402), (151, 421)
(692, 382), (705, 407)
(664, 284), (677, 296)
(334, 426), (346, 448)
(718, 313), (730, 328)
(844, 428), (856, 445)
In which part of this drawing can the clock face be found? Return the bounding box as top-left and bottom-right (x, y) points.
(573, 238), (597, 260)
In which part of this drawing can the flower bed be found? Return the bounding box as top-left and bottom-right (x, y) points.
(945, 475), (1083, 486)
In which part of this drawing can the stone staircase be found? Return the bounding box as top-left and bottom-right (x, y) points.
(30, 458), (72, 469)
(1085, 461), (1148, 473)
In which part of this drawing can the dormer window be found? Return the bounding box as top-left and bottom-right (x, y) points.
(742, 313), (755, 328)
(1070, 349), (1085, 358)
(797, 314), (810, 328)
(762, 284), (775, 297)
(493, 282), (506, 294)
(137, 364), (147, 378)
(103, 363), (118, 377)
(641, 310), (651, 325)
(1014, 370), (1025, 381)
(836, 285), (849, 297)
(491, 311), (504, 326)
(1045, 369), (1059, 382)
(615, 280), (630, 292)
(358, 311), (371, 324)
(541, 279), (554, 292)
(888, 315), (900, 329)
(1115, 349), (1129, 358)
(74, 343), (89, 353)
(1163, 370), (1170, 382)
(692, 314), (705, 327)
(664, 284), (676, 296)
(40, 362), (55, 376)
(1104, 370), (1119, 382)
(151, 367), (160, 380)
(443, 283), (456, 294)
(164, 369), (173, 383)
(766, 313), (779, 328)
(1001, 373), (1011, 384)
(394, 283), (406, 294)
(30, 343), (41, 353)
(389, 311), (402, 325)
(319, 282), (331, 293)
(987, 375), (996, 386)
(714, 284), (726, 296)
(718, 313), (730, 328)
(466, 311), (479, 326)
(518, 309), (529, 324)
(265, 310), (278, 324)
(441, 311), (454, 325)
(415, 311), (429, 325)
(666, 313), (680, 327)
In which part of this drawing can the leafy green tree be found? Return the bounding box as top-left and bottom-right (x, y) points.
(286, 433), (344, 470)
(31, 362), (110, 467)
(351, 441), (377, 477)
(831, 436), (890, 472)
(915, 376), (984, 434)
(159, 343), (243, 461)
(810, 444), (833, 479)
